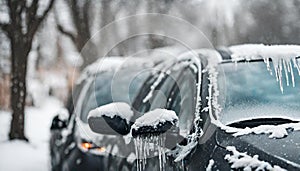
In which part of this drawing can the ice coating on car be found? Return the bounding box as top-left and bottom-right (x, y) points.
(225, 146), (287, 171)
(169, 49), (219, 163)
(87, 102), (134, 123)
(131, 108), (178, 129)
(230, 44), (300, 93)
(134, 135), (166, 171)
(208, 45), (300, 118)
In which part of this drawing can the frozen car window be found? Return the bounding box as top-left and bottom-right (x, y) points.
(217, 61), (300, 125)
(169, 69), (196, 137)
(80, 70), (149, 123)
(149, 70), (181, 111)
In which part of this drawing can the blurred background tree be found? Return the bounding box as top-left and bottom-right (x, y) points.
(0, 0), (55, 141)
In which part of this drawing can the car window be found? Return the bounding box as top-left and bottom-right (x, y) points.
(133, 65), (182, 117)
(168, 68), (197, 137)
(80, 69), (150, 123)
(149, 70), (181, 111)
(132, 70), (164, 114)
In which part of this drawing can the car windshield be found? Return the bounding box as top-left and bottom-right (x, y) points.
(80, 69), (149, 123)
(217, 61), (300, 125)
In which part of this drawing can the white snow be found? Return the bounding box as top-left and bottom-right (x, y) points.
(230, 44), (300, 62)
(142, 71), (166, 103)
(221, 121), (300, 139)
(225, 146), (287, 171)
(206, 159), (215, 171)
(76, 56), (154, 84)
(126, 152), (136, 163)
(132, 108), (178, 130)
(76, 57), (124, 84)
(0, 97), (63, 171)
(230, 44), (300, 92)
(173, 141), (198, 162)
(57, 108), (69, 121)
(87, 102), (134, 123)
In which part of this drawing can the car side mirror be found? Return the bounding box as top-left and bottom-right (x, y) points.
(131, 109), (178, 137)
(88, 102), (134, 135)
(50, 108), (69, 130)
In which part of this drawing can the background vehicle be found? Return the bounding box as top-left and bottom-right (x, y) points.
(89, 45), (300, 170)
(50, 57), (154, 171)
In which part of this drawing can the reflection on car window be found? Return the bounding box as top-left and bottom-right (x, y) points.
(149, 71), (181, 111)
(80, 70), (150, 123)
(169, 69), (196, 137)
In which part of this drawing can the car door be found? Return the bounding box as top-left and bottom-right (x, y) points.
(132, 60), (200, 170)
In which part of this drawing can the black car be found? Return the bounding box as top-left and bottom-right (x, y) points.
(50, 57), (155, 171)
(88, 44), (300, 171)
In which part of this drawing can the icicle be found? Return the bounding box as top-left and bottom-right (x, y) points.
(282, 59), (289, 86)
(264, 57), (300, 92)
(133, 134), (166, 171)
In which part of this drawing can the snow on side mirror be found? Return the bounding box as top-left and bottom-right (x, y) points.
(131, 109), (178, 137)
(50, 108), (69, 130)
(88, 102), (133, 135)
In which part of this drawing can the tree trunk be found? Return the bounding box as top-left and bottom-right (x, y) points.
(9, 40), (30, 141)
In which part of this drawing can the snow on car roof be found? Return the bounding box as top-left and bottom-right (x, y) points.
(229, 44), (300, 61)
(229, 44), (300, 92)
(76, 56), (154, 84)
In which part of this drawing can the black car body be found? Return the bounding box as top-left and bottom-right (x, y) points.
(88, 44), (300, 171)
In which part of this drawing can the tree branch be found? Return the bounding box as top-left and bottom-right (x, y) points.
(56, 23), (76, 42)
(26, 0), (55, 38)
(37, 0), (55, 24)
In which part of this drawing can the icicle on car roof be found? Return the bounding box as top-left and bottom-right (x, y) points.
(229, 44), (300, 93)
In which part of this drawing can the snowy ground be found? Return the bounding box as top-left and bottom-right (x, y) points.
(0, 97), (63, 171)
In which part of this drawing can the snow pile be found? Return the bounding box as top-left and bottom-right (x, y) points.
(230, 44), (300, 92)
(132, 108), (178, 130)
(87, 102), (134, 123)
(225, 146), (287, 171)
(0, 97), (63, 171)
(223, 122), (300, 139)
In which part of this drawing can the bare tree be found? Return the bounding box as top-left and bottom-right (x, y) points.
(0, 0), (55, 141)
(56, 0), (98, 69)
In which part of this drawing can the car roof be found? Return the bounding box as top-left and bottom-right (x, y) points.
(76, 56), (155, 84)
(220, 44), (300, 63)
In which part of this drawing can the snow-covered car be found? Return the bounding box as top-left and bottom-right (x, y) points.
(49, 57), (155, 171)
(88, 44), (300, 171)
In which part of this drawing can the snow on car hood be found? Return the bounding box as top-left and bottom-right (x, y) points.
(225, 146), (287, 171)
(216, 127), (300, 168)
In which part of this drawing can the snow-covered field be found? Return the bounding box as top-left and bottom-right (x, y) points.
(0, 97), (63, 171)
